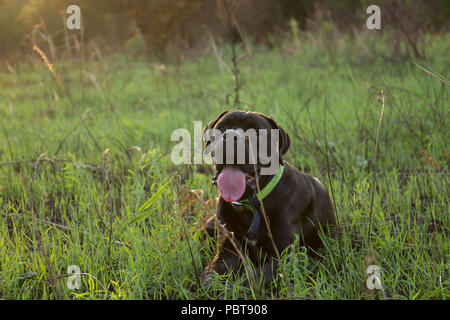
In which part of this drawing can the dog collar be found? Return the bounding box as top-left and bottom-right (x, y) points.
(231, 164), (285, 240)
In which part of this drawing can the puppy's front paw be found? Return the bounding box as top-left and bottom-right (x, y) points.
(201, 269), (216, 287)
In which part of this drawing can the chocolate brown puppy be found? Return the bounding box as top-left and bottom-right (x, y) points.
(202, 110), (335, 285)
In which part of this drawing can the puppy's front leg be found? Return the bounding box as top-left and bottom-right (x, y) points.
(201, 238), (241, 286)
(241, 256), (278, 288)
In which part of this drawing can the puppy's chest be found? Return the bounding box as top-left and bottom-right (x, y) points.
(222, 205), (267, 246)
(223, 206), (254, 231)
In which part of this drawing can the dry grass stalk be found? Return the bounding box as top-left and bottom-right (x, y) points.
(367, 90), (386, 242)
(32, 45), (59, 83)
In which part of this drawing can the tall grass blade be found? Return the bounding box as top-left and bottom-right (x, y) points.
(134, 176), (174, 221)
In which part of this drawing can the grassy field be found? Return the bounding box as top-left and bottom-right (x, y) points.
(0, 31), (448, 300)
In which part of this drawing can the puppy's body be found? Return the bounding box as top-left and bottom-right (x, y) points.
(202, 110), (335, 284)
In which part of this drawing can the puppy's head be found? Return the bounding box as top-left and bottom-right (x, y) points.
(203, 110), (290, 202)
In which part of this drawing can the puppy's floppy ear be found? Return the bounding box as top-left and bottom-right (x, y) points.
(203, 110), (230, 147)
(264, 115), (291, 156)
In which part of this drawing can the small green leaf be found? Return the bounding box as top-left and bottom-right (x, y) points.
(138, 176), (173, 213)
(129, 207), (157, 224)
(412, 290), (421, 300)
(130, 176), (174, 224)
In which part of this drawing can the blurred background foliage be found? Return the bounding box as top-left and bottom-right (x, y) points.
(0, 0), (449, 62)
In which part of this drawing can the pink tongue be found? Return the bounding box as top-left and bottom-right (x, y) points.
(217, 166), (246, 202)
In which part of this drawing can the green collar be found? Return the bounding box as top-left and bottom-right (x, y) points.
(254, 164), (285, 201)
(231, 164), (285, 239)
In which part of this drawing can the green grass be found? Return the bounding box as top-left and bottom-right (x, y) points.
(0, 31), (448, 300)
